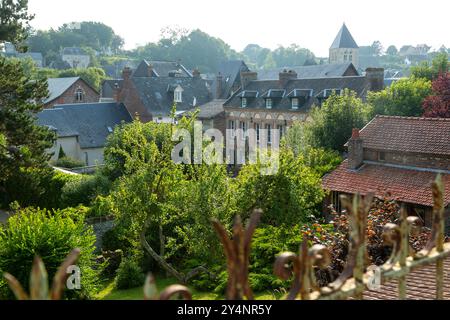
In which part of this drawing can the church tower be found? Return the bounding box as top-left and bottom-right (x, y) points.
(329, 23), (359, 68)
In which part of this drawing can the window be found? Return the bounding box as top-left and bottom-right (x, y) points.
(228, 120), (235, 130)
(255, 123), (260, 142)
(266, 124), (272, 143)
(349, 54), (353, 61)
(277, 125), (284, 139)
(378, 152), (386, 162)
(266, 98), (272, 109)
(292, 98), (299, 110)
(240, 121), (247, 140)
(174, 87), (183, 103)
(344, 55), (348, 61)
(241, 98), (247, 108)
(75, 88), (84, 102)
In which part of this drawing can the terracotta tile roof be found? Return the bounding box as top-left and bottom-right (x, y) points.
(363, 256), (450, 300)
(322, 161), (450, 207)
(353, 115), (450, 156)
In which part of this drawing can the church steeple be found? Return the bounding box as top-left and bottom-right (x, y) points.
(329, 23), (359, 68)
(330, 23), (359, 49)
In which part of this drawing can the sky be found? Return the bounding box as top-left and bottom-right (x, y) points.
(28, 0), (449, 57)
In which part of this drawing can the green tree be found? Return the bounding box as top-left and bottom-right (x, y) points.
(0, 57), (55, 188)
(410, 52), (449, 81)
(235, 148), (325, 226)
(368, 77), (432, 117)
(58, 67), (107, 91)
(386, 45), (398, 56)
(0, 0), (34, 46)
(305, 90), (372, 152)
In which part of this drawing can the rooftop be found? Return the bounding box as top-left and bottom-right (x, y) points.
(37, 102), (132, 149)
(257, 63), (358, 80)
(330, 23), (359, 49)
(322, 160), (450, 207)
(45, 77), (82, 104)
(352, 115), (450, 156)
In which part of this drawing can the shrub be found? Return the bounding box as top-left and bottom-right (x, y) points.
(115, 258), (145, 290)
(1, 167), (78, 209)
(0, 206), (99, 299)
(54, 157), (85, 169)
(61, 174), (111, 208)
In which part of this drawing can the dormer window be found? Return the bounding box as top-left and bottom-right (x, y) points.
(292, 98), (299, 110)
(241, 98), (247, 108)
(266, 98), (272, 109)
(174, 86), (183, 103)
(75, 88), (84, 102)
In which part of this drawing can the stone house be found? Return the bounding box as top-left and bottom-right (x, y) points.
(37, 102), (133, 166)
(329, 23), (359, 69)
(44, 77), (100, 109)
(222, 67), (384, 143)
(322, 116), (450, 233)
(61, 47), (91, 69)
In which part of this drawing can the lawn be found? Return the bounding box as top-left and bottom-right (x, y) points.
(97, 277), (278, 300)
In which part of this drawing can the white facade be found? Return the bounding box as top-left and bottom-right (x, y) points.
(62, 54), (91, 69)
(49, 137), (104, 167)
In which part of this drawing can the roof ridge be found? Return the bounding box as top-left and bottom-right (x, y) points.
(375, 115), (450, 121)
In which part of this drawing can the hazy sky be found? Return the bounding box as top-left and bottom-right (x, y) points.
(28, 0), (449, 56)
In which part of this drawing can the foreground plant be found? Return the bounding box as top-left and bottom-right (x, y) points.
(4, 249), (80, 300)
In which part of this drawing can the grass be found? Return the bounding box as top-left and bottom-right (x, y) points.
(97, 277), (278, 300)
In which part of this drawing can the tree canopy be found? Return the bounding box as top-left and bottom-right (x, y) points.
(0, 0), (34, 46)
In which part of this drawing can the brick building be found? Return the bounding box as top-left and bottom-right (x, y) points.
(102, 60), (213, 123)
(44, 77), (99, 109)
(322, 116), (450, 233)
(223, 67), (384, 142)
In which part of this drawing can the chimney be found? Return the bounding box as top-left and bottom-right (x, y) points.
(216, 72), (223, 98)
(365, 68), (384, 92)
(192, 68), (201, 78)
(240, 71), (258, 90)
(122, 67), (132, 81)
(279, 69), (298, 87)
(113, 82), (120, 102)
(347, 128), (364, 170)
(147, 64), (154, 77)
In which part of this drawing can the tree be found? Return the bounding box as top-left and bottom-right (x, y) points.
(422, 72), (450, 118)
(58, 67), (107, 91)
(304, 90), (372, 152)
(235, 148), (325, 226)
(410, 52), (449, 81)
(0, 0), (34, 46)
(368, 77), (432, 117)
(386, 45), (398, 56)
(0, 57), (55, 187)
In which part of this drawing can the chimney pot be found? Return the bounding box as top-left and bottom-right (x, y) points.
(348, 128), (364, 170)
(279, 69), (297, 87)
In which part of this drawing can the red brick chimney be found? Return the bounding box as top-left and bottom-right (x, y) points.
(122, 67), (132, 81)
(113, 82), (120, 102)
(279, 69), (297, 87)
(348, 128), (364, 170)
(365, 68), (384, 92)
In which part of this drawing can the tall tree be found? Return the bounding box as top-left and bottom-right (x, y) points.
(0, 0), (34, 46)
(305, 90), (372, 153)
(423, 72), (450, 118)
(0, 1), (54, 192)
(368, 77), (432, 117)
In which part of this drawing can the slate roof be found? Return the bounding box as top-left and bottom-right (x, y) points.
(224, 76), (368, 112)
(133, 60), (192, 78)
(350, 116), (450, 156)
(101, 79), (124, 99)
(363, 256), (450, 300)
(182, 99), (226, 119)
(45, 77), (81, 104)
(330, 24), (359, 49)
(257, 63), (358, 80)
(213, 60), (250, 99)
(37, 102), (132, 149)
(322, 160), (450, 207)
(131, 77), (212, 117)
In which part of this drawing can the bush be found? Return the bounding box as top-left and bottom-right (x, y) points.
(54, 157), (86, 169)
(115, 258), (145, 290)
(61, 174), (111, 208)
(1, 167), (79, 209)
(0, 206), (99, 299)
